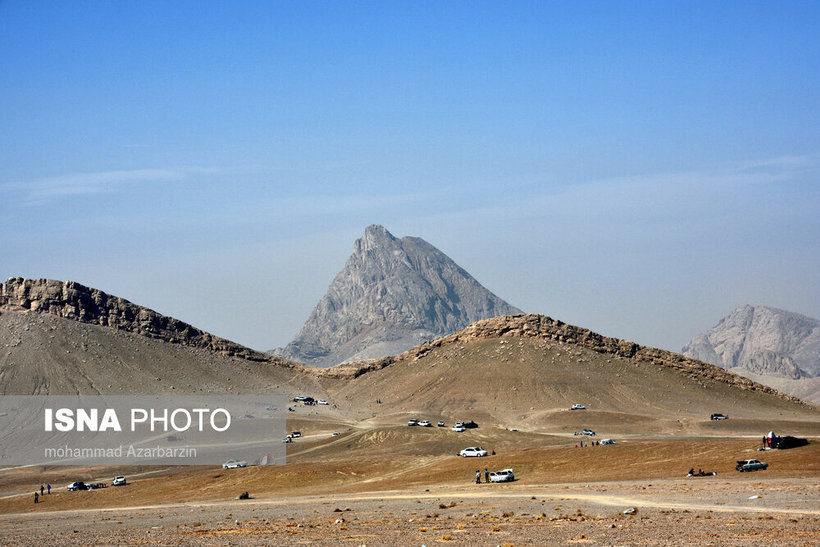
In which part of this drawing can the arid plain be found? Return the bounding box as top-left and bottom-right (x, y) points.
(1, 309), (819, 544)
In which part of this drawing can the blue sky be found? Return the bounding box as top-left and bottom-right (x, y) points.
(1, 1), (818, 353)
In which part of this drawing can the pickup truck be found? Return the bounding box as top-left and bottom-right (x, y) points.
(736, 459), (768, 472)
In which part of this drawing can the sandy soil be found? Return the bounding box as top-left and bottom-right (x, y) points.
(1, 431), (818, 545)
(1, 478), (819, 545)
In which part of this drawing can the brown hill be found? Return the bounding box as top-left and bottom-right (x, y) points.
(2, 278), (817, 438)
(1, 278), (267, 361)
(0, 305), (317, 397)
(308, 315), (818, 436)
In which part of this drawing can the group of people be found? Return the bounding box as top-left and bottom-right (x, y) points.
(575, 440), (600, 447)
(687, 467), (715, 477)
(34, 484), (51, 504)
(475, 468), (490, 484)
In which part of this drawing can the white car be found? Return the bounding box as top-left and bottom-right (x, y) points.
(581, 428), (596, 436)
(418, 420), (432, 427)
(318, 399), (329, 405)
(437, 421), (446, 427)
(408, 418), (419, 426)
(459, 446), (488, 457)
(600, 439), (616, 445)
(223, 459), (248, 469)
(489, 468), (515, 482)
(111, 476), (126, 486)
(570, 404), (586, 410)
(451, 424), (466, 432)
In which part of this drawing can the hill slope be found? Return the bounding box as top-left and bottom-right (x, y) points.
(274, 225), (522, 366)
(0, 278), (316, 396)
(312, 314), (819, 436)
(2, 277), (816, 436)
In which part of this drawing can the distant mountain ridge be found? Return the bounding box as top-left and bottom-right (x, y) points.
(273, 225), (523, 366)
(682, 305), (820, 380)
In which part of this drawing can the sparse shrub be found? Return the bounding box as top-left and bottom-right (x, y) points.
(491, 526), (502, 532)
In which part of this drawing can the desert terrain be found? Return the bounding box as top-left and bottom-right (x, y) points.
(2, 309), (820, 544)
(1, 412), (819, 545)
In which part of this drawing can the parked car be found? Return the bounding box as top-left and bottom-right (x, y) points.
(711, 413), (728, 420)
(437, 421), (446, 427)
(407, 418), (419, 426)
(66, 481), (87, 491)
(459, 446), (488, 457)
(451, 424), (466, 432)
(570, 404), (586, 410)
(418, 420), (432, 427)
(287, 431), (301, 438)
(600, 439), (616, 445)
(736, 459), (768, 472)
(489, 468), (515, 482)
(223, 459), (248, 469)
(318, 399), (329, 405)
(111, 476), (126, 486)
(581, 428), (596, 436)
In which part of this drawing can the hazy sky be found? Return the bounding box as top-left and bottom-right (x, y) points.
(2, 2), (818, 354)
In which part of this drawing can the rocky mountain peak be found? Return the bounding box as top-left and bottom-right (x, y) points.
(273, 225), (523, 366)
(682, 305), (820, 380)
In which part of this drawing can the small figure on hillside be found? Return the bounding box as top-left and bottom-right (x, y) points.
(491, 449), (496, 456)
(688, 468), (694, 476)
(484, 468), (489, 483)
(34, 492), (39, 504)
(40, 484), (44, 496)
(475, 470), (481, 484)
(47, 484), (51, 494)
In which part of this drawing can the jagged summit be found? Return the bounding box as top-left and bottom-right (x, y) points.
(682, 305), (820, 379)
(274, 225), (523, 366)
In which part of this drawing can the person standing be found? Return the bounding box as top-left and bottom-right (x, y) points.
(34, 492), (39, 504)
(40, 484), (44, 496)
(484, 468), (489, 483)
(47, 484), (51, 494)
(475, 470), (481, 484)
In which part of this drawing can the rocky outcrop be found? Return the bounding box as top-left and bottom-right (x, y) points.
(682, 305), (820, 380)
(0, 278), (271, 362)
(273, 225), (522, 366)
(317, 313), (800, 403)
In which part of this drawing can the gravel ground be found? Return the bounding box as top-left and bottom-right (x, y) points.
(2, 478), (818, 545)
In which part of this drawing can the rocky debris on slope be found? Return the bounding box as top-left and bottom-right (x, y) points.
(682, 305), (820, 380)
(316, 313), (802, 403)
(0, 277), (273, 362)
(274, 225), (522, 367)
